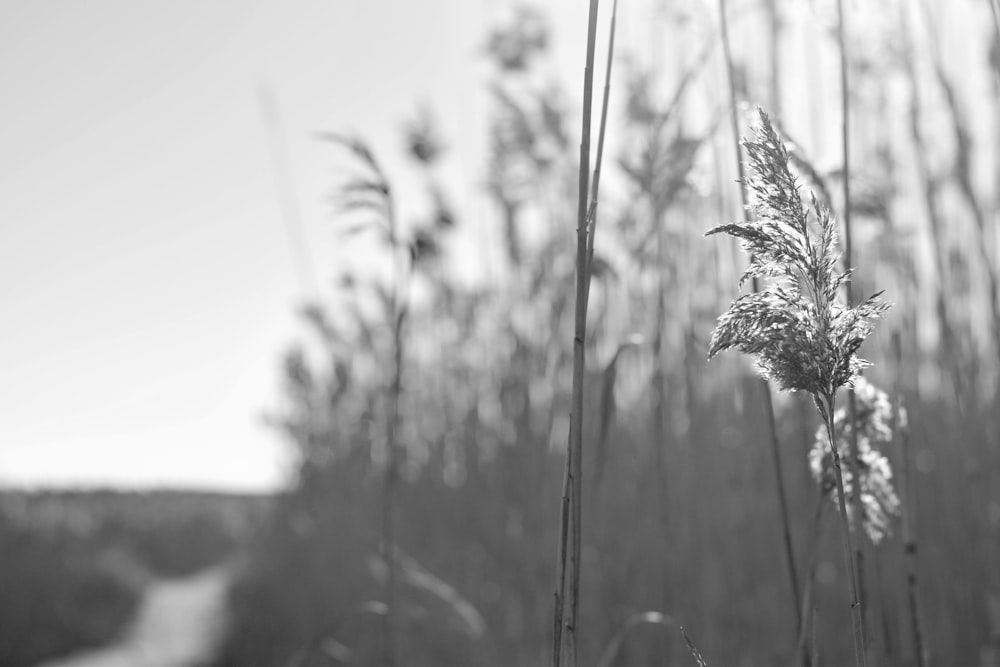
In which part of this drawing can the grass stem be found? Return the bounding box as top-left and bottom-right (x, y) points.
(893, 332), (927, 667)
(819, 394), (867, 667)
(835, 0), (868, 649)
(898, 2), (965, 403)
(556, 1), (602, 665)
(796, 488), (825, 667)
(717, 0), (801, 639)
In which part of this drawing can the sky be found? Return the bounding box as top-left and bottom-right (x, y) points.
(0, 0), (644, 492)
(2, 1), (985, 493)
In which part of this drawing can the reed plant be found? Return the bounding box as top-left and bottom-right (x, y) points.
(554, 2), (618, 666)
(717, 0), (801, 640)
(893, 331), (928, 667)
(897, 2), (965, 403)
(707, 109), (890, 667)
(835, 0), (869, 648)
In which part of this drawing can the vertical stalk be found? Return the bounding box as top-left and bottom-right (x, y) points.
(553, 448), (571, 667)
(765, 0), (782, 118)
(812, 604), (821, 667)
(923, 5), (1000, 377)
(555, 2), (601, 666)
(835, 0), (868, 647)
(653, 210), (671, 626)
(916, 0), (1000, 380)
(991, 0), (1000, 87)
(585, 0), (619, 298)
(383, 175), (405, 667)
(819, 395), (867, 667)
(796, 488), (826, 667)
(893, 333), (927, 667)
(718, 0), (801, 636)
(898, 2), (965, 402)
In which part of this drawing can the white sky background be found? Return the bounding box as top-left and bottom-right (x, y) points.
(0, 0), (660, 492)
(0, 1), (991, 492)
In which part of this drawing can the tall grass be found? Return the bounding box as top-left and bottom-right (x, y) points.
(835, 0), (869, 658)
(207, 4), (1000, 666)
(893, 331), (927, 667)
(555, 2), (618, 665)
(717, 0), (801, 640)
(706, 111), (889, 667)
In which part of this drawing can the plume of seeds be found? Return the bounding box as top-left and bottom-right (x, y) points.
(706, 109), (890, 404)
(809, 377), (902, 544)
(708, 108), (890, 667)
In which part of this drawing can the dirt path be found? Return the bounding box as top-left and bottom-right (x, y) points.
(38, 565), (231, 667)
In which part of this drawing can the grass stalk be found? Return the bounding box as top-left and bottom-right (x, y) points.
(653, 217), (671, 634)
(765, 0), (782, 118)
(991, 0), (1000, 51)
(818, 394), (867, 667)
(919, 0), (1000, 374)
(893, 332), (927, 667)
(596, 611), (671, 667)
(717, 0), (801, 637)
(796, 488), (826, 667)
(812, 604), (820, 667)
(835, 0), (868, 649)
(555, 0), (603, 664)
(321, 134), (407, 667)
(384, 174), (405, 667)
(585, 0), (619, 302)
(707, 108), (887, 667)
(898, 2), (965, 403)
(681, 627), (709, 667)
(553, 447), (572, 667)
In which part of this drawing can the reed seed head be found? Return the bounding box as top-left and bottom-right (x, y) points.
(706, 109), (890, 399)
(809, 377), (902, 544)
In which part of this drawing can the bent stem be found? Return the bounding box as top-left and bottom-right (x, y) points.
(818, 393), (866, 667)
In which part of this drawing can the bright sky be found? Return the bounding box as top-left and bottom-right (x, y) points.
(0, 0), (651, 492)
(4, 0), (974, 493)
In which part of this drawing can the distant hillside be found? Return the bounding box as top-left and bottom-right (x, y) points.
(0, 488), (272, 666)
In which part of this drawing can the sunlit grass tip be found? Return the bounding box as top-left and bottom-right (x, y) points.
(706, 108), (891, 405)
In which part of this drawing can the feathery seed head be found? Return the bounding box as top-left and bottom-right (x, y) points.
(706, 109), (890, 398)
(809, 378), (902, 544)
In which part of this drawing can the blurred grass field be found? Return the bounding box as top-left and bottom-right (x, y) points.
(4, 1), (1000, 666)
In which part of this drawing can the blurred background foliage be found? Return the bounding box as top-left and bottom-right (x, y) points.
(217, 2), (1000, 665)
(4, 1), (1000, 666)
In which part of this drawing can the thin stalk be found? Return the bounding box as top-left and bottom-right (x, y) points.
(893, 332), (927, 667)
(257, 84), (320, 299)
(653, 213), (671, 635)
(835, 0), (868, 647)
(585, 0), (619, 301)
(796, 488), (826, 667)
(553, 447), (572, 667)
(765, 0), (782, 118)
(383, 175), (405, 667)
(991, 0), (1000, 57)
(556, 1), (601, 665)
(596, 612), (671, 667)
(874, 547), (895, 665)
(819, 394), (867, 667)
(919, 0), (1000, 374)
(898, 2), (965, 402)
(718, 0), (801, 636)
(812, 605), (820, 667)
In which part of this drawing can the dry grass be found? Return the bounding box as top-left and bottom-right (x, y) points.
(214, 3), (1000, 666)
